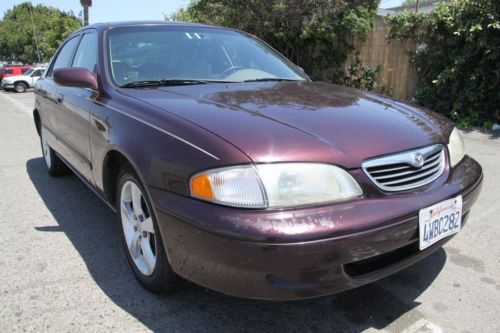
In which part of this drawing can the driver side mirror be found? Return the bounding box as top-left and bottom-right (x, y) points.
(53, 67), (98, 90)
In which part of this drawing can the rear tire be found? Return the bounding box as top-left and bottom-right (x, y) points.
(116, 164), (180, 293)
(14, 82), (27, 93)
(40, 126), (69, 177)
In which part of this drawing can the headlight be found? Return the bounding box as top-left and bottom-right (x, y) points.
(190, 163), (363, 208)
(447, 127), (465, 167)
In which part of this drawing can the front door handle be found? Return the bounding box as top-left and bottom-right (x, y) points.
(93, 118), (107, 132)
(56, 93), (64, 104)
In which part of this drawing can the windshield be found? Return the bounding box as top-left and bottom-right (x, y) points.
(23, 69), (34, 76)
(107, 26), (307, 86)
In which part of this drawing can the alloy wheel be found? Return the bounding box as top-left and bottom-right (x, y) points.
(120, 180), (157, 276)
(15, 83), (26, 93)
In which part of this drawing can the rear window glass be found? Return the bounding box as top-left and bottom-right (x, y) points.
(4, 69), (13, 74)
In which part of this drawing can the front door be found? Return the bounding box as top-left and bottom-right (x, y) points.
(54, 31), (99, 182)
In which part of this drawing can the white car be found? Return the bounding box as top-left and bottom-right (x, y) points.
(1, 67), (46, 93)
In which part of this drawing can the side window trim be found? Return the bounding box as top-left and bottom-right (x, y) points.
(46, 34), (82, 77)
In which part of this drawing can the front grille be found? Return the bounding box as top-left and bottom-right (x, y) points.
(362, 144), (445, 192)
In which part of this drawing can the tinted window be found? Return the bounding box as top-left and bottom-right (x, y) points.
(4, 69), (13, 74)
(32, 69), (44, 77)
(21, 68), (31, 74)
(72, 33), (98, 72)
(50, 36), (80, 75)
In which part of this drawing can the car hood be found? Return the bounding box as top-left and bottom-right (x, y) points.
(118, 81), (453, 168)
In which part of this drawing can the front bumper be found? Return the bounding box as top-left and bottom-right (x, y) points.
(150, 156), (482, 300)
(1, 82), (14, 90)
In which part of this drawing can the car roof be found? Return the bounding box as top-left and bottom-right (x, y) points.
(74, 20), (222, 34)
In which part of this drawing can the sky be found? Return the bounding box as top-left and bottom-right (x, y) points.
(0, 0), (192, 23)
(379, 0), (406, 8)
(0, 1), (407, 23)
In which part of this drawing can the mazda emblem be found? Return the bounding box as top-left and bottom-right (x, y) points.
(413, 153), (425, 168)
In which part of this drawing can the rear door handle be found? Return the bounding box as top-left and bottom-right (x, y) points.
(56, 93), (64, 104)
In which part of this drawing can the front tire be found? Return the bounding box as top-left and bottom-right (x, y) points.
(14, 82), (27, 93)
(40, 126), (69, 177)
(116, 165), (179, 293)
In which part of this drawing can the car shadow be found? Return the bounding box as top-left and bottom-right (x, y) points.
(27, 157), (446, 332)
(0, 88), (34, 94)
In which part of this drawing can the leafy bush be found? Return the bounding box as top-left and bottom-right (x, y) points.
(344, 57), (380, 91)
(169, 0), (379, 83)
(387, 0), (500, 128)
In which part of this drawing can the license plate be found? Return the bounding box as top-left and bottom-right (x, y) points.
(419, 196), (462, 250)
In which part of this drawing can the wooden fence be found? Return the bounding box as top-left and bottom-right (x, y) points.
(343, 23), (417, 101)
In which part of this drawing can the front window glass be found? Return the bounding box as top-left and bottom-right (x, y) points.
(72, 33), (98, 72)
(50, 36), (80, 76)
(23, 69), (34, 76)
(107, 26), (306, 86)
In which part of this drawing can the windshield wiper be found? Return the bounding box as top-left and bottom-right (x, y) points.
(243, 78), (301, 83)
(120, 79), (239, 88)
(120, 79), (212, 88)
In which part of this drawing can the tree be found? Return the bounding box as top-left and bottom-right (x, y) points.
(169, 0), (379, 82)
(0, 2), (81, 63)
(80, 0), (92, 26)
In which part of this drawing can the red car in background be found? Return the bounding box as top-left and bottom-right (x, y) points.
(0, 66), (33, 80)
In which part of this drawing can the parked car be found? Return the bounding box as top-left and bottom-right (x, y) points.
(0, 65), (33, 81)
(2, 67), (45, 93)
(33, 21), (482, 300)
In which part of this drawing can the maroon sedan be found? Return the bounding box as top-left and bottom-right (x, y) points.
(33, 21), (482, 300)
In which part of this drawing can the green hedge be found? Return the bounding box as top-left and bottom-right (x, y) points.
(387, 0), (500, 128)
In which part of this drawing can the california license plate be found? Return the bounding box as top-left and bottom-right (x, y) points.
(419, 196), (463, 250)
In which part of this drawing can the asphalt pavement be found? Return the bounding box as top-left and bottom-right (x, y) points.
(0, 89), (499, 333)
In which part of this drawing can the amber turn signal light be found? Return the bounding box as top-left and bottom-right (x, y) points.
(191, 174), (214, 200)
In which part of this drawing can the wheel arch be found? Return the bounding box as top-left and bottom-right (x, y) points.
(33, 108), (41, 135)
(101, 147), (149, 208)
(102, 149), (129, 207)
(14, 80), (30, 88)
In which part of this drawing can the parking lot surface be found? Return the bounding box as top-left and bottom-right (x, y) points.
(0, 90), (499, 333)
